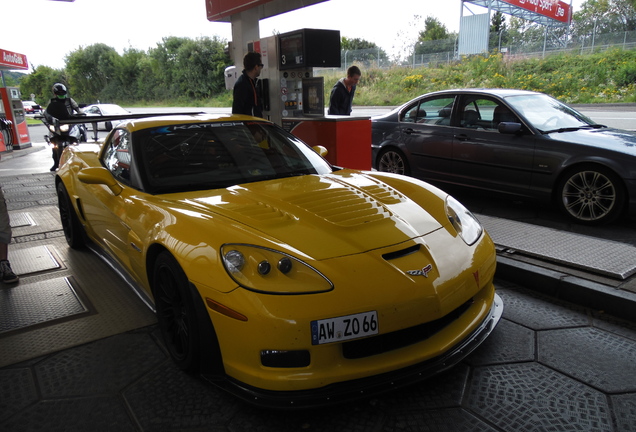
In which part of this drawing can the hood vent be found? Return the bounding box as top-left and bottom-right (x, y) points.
(289, 185), (393, 227)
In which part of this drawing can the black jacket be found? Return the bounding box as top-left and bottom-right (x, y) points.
(232, 70), (263, 118)
(45, 97), (81, 121)
(328, 79), (356, 115)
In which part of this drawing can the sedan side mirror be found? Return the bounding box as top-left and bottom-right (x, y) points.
(498, 122), (523, 134)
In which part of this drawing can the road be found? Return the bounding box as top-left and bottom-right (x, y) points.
(122, 105), (636, 130)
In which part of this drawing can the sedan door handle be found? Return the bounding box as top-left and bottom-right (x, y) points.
(403, 128), (418, 135)
(454, 134), (471, 141)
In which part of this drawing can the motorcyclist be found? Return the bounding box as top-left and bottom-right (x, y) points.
(45, 83), (84, 171)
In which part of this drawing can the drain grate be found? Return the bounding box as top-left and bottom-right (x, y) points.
(0, 277), (89, 334)
(9, 245), (63, 276)
(10, 212), (35, 228)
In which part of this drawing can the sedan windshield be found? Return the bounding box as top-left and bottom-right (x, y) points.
(504, 93), (598, 133)
(136, 121), (333, 194)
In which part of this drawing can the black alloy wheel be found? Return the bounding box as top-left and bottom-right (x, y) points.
(56, 182), (85, 249)
(153, 252), (200, 372)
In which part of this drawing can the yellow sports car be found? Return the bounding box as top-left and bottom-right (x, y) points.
(55, 113), (502, 407)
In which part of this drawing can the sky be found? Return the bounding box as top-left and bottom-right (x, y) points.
(2, 0), (583, 71)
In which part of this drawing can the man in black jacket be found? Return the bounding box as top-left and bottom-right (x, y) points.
(328, 65), (361, 115)
(45, 83), (83, 171)
(232, 52), (264, 118)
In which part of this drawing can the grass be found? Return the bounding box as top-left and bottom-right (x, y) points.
(316, 48), (636, 106)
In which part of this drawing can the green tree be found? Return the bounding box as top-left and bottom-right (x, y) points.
(572, 0), (636, 40)
(173, 36), (231, 99)
(413, 16), (457, 57)
(18, 65), (66, 105)
(108, 47), (146, 102)
(65, 44), (120, 103)
(505, 17), (548, 53)
(419, 16), (450, 42)
(341, 37), (389, 68)
(145, 36), (230, 101)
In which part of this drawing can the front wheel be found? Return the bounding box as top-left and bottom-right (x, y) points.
(152, 252), (200, 372)
(56, 182), (85, 249)
(376, 148), (410, 176)
(556, 165), (625, 225)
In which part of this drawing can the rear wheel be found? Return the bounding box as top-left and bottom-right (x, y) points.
(557, 165), (625, 225)
(153, 252), (200, 372)
(56, 182), (85, 249)
(377, 148), (410, 176)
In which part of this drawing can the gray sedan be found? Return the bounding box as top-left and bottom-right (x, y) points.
(371, 89), (636, 225)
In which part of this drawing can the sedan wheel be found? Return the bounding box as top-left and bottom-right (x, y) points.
(377, 148), (410, 176)
(153, 252), (200, 372)
(557, 166), (624, 225)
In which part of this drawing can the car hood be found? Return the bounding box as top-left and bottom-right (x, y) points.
(548, 127), (636, 155)
(184, 171), (445, 260)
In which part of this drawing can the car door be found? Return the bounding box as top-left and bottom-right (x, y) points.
(78, 129), (140, 271)
(451, 95), (535, 194)
(398, 95), (457, 182)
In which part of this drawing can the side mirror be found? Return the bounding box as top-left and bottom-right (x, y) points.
(78, 167), (122, 195)
(498, 122), (523, 134)
(312, 145), (328, 157)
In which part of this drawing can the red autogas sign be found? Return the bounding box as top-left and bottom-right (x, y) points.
(0, 49), (28, 70)
(503, 0), (571, 23)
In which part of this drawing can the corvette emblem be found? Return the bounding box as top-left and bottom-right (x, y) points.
(407, 264), (433, 277)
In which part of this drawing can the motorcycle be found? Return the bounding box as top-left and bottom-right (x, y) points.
(40, 114), (88, 171)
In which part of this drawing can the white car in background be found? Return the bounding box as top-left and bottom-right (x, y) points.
(83, 104), (130, 131)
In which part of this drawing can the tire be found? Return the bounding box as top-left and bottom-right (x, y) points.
(104, 121), (113, 131)
(377, 148), (410, 176)
(79, 127), (87, 143)
(153, 252), (201, 372)
(56, 182), (85, 249)
(556, 165), (625, 225)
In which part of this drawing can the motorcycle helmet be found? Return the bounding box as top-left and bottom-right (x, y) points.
(52, 83), (67, 96)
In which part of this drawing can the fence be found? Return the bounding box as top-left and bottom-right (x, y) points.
(338, 30), (636, 70)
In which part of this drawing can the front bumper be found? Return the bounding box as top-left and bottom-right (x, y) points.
(203, 292), (503, 409)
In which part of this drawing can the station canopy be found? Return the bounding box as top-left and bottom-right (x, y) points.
(464, 0), (572, 27)
(207, 0), (329, 22)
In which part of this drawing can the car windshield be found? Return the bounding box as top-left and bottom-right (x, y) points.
(504, 93), (597, 133)
(137, 121), (333, 194)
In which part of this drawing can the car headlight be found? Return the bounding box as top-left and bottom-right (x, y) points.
(221, 244), (333, 294)
(446, 196), (483, 246)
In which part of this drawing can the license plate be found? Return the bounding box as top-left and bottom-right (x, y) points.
(311, 311), (378, 345)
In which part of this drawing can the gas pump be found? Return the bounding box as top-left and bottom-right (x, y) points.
(255, 28), (371, 170)
(0, 86), (32, 150)
(259, 29), (340, 126)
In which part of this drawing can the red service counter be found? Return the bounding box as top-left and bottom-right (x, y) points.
(282, 116), (371, 170)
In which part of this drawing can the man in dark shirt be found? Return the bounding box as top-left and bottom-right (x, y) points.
(232, 52), (264, 118)
(328, 66), (361, 115)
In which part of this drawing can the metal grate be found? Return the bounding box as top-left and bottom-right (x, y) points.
(0, 278), (89, 334)
(478, 214), (636, 280)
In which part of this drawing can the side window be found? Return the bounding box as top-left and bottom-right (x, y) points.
(400, 97), (455, 126)
(459, 98), (518, 130)
(102, 129), (133, 184)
